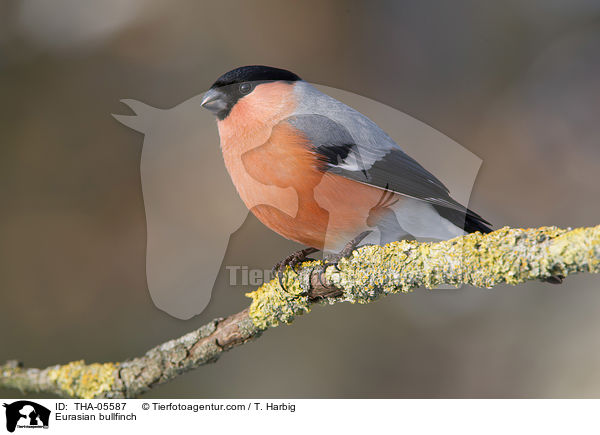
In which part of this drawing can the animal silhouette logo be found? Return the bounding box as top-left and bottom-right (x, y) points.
(113, 95), (250, 319)
(3, 401), (50, 432)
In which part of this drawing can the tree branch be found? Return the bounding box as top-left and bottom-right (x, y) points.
(1, 226), (598, 398)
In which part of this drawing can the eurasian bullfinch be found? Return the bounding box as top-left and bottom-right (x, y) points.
(201, 66), (503, 283)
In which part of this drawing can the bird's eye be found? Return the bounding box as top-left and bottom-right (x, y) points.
(239, 83), (252, 94)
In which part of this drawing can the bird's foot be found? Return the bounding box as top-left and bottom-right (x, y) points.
(323, 230), (373, 270)
(273, 247), (319, 292)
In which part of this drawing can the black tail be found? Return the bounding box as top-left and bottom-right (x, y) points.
(432, 204), (493, 234)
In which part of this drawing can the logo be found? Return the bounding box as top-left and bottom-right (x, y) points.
(3, 401), (50, 433)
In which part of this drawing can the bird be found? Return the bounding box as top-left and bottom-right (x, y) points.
(200, 65), (560, 286)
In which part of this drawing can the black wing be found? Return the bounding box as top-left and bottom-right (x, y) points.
(287, 114), (492, 233)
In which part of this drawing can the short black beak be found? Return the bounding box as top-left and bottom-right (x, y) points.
(201, 88), (227, 114)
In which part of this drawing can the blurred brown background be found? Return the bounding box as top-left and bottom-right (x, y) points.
(1, 0), (600, 398)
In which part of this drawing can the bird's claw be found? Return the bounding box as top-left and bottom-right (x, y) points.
(272, 247), (319, 293)
(323, 230), (373, 270)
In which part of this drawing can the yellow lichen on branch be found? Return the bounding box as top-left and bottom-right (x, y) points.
(47, 360), (119, 399)
(246, 226), (600, 329)
(0, 359), (120, 398)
